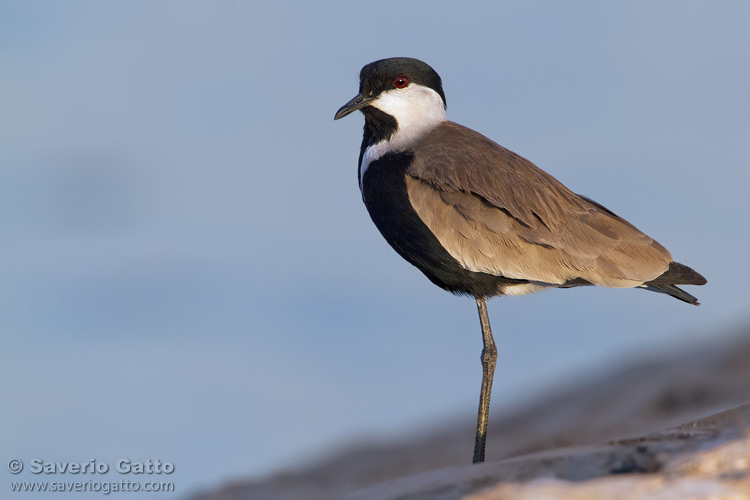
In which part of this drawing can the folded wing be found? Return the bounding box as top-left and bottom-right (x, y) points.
(405, 122), (673, 288)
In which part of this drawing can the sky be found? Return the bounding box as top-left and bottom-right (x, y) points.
(2, 1), (749, 499)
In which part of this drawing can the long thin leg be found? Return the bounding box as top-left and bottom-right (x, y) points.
(472, 296), (498, 463)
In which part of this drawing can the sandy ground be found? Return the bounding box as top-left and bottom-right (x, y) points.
(190, 325), (750, 500)
(350, 404), (750, 500)
(469, 432), (750, 500)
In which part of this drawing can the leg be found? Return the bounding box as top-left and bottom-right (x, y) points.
(473, 296), (498, 463)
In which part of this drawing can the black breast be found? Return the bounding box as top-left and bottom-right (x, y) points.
(361, 152), (526, 297)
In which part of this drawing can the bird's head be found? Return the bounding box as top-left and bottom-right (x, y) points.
(334, 58), (447, 138)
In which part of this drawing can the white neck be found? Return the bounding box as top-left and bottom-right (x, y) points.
(360, 84), (447, 190)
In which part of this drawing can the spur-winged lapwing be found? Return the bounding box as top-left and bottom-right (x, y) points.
(334, 57), (706, 464)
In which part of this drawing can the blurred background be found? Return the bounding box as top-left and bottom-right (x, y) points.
(2, 1), (748, 499)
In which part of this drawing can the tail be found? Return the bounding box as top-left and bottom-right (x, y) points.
(644, 262), (707, 306)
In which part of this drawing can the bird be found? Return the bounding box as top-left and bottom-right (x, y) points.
(333, 57), (706, 464)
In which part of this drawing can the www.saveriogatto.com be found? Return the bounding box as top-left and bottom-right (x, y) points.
(7, 458), (175, 495)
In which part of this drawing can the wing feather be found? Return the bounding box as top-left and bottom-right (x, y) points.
(405, 122), (672, 287)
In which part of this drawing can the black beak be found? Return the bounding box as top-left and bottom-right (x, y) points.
(334, 94), (374, 120)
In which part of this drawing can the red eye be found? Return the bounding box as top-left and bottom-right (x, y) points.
(393, 75), (409, 89)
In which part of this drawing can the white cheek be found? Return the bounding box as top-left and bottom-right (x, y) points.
(371, 84), (447, 134)
(360, 84), (447, 191)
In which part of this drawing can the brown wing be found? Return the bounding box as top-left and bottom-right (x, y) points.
(405, 121), (672, 287)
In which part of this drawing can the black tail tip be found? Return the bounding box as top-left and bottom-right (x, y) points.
(647, 284), (701, 306)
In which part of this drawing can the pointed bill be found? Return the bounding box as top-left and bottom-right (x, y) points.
(334, 94), (373, 120)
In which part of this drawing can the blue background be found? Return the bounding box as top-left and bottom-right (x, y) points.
(2, 1), (748, 497)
